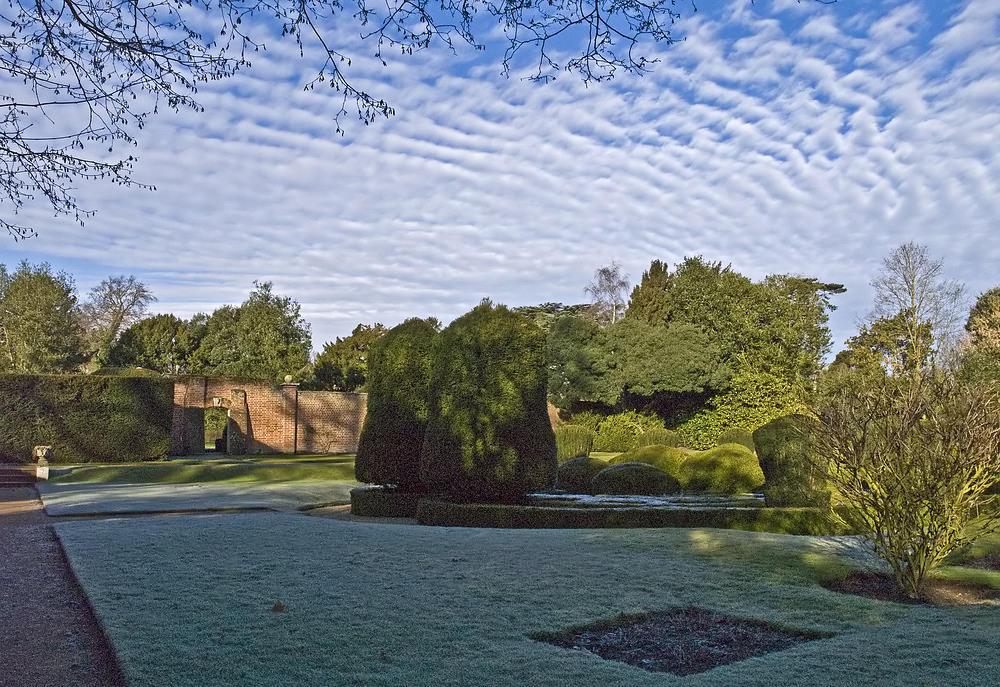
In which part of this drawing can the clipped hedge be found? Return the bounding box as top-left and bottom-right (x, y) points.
(420, 301), (557, 502)
(753, 414), (831, 508)
(591, 462), (681, 496)
(555, 455), (608, 493)
(592, 411), (665, 452)
(355, 318), (437, 489)
(637, 428), (684, 448)
(415, 498), (852, 535)
(717, 427), (755, 453)
(679, 443), (765, 494)
(554, 425), (594, 462)
(350, 485), (426, 518)
(610, 443), (763, 495)
(0, 374), (173, 464)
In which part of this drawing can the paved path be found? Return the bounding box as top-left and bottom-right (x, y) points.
(0, 486), (128, 687)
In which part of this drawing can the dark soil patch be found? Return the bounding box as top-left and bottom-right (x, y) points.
(532, 607), (831, 676)
(825, 571), (1000, 605)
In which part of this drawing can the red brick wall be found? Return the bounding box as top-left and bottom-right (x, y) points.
(170, 376), (366, 455)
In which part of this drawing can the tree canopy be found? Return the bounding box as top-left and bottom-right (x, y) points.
(0, 261), (86, 372)
(304, 322), (389, 391)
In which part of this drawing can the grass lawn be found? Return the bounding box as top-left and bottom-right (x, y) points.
(55, 514), (1000, 686)
(48, 455), (357, 485)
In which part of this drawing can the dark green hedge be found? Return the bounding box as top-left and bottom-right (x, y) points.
(355, 318), (437, 488)
(0, 374), (173, 464)
(350, 486), (426, 518)
(415, 498), (853, 535)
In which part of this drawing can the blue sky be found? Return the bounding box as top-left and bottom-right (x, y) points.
(3, 0), (998, 357)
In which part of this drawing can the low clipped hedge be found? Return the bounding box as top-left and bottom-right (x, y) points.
(591, 462), (681, 496)
(415, 498), (852, 535)
(637, 428), (684, 448)
(555, 456), (609, 493)
(0, 374), (173, 464)
(554, 425), (595, 462)
(717, 427), (755, 453)
(350, 486), (427, 518)
(611, 443), (763, 495)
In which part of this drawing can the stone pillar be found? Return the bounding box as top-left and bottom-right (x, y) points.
(280, 381), (300, 454)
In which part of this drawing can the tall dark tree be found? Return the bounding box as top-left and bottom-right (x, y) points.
(0, 261), (85, 372)
(625, 259), (670, 325)
(306, 323), (389, 391)
(191, 281), (311, 382)
(107, 313), (203, 374)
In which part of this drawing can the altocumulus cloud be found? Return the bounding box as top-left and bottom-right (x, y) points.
(5, 0), (998, 353)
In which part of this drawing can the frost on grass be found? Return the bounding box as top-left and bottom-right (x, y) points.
(532, 607), (832, 676)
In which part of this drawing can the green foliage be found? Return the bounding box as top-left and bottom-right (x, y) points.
(637, 428), (684, 448)
(304, 322), (388, 392)
(555, 456), (609, 493)
(82, 275), (155, 366)
(717, 427), (755, 452)
(966, 287), (1000, 351)
(107, 313), (202, 374)
(355, 318), (437, 489)
(609, 444), (690, 478)
(844, 309), (934, 376)
(420, 301), (557, 502)
(554, 425), (594, 462)
(592, 410), (665, 452)
(677, 444), (765, 494)
(350, 485), (424, 518)
(0, 261), (86, 373)
(813, 368), (1000, 598)
(205, 407), (228, 449)
(415, 498), (849, 534)
(752, 414), (830, 508)
(625, 259), (670, 325)
(591, 462), (681, 495)
(594, 319), (730, 405)
(545, 315), (602, 409)
(190, 281), (311, 382)
(676, 368), (807, 449)
(513, 303), (591, 334)
(0, 374), (172, 463)
(563, 410), (603, 432)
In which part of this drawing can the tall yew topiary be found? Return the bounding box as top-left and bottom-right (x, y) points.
(355, 318), (438, 489)
(420, 300), (557, 502)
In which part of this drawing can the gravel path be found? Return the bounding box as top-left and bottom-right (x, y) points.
(0, 486), (127, 687)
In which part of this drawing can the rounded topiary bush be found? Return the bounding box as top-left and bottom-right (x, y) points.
(716, 427), (755, 453)
(554, 425), (595, 462)
(637, 428), (684, 448)
(609, 444), (690, 478)
(354, 318), (438, 490)
(676, 443), (765, 494)
(420, 300), (557, 502)
(591, 462), (681, 496)
(555, 456), (609, 493)
(753, 414), (830, 508)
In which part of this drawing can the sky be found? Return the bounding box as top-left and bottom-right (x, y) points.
(3, 0), (999, 357)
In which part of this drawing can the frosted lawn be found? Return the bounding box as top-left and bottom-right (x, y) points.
(55, 514), (1000, 687)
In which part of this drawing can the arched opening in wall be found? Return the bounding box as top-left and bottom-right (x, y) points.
(205, 407), (229, 452)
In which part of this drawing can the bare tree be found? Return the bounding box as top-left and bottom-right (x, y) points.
(1, 0), (690, 239)
(82, 275), (156, 364)
(866, 242), (966, 375)
(813, 368), (1000, 599)
(585, 260), (630, 326)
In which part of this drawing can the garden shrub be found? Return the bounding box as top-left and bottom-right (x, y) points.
(717, 427), (755, 453)
(591, 462), (681, 496)
(554, 425), (594, 462)
(555, 456), (608, 494)
(350, 485), (425, 518)
(355, 318), (437, 490)
(637, 428), (684, 448)
(593, 410), (665, 452)
(674, 444), (765, 494)
(609, 444), (690, 478)
(0, 374), (173, 463)
(753, 414), (831, 508)
(565, 410), (604, 433)
(420, 301), (557, 502)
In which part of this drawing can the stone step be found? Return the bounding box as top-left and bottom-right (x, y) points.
(0, 465), (36, 486)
